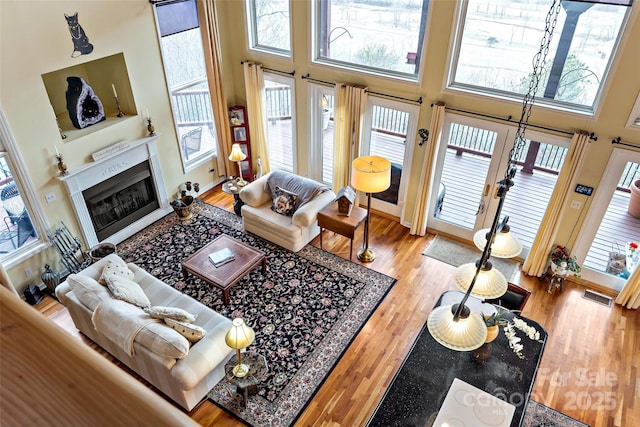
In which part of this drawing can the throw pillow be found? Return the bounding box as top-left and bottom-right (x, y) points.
(164, 318), (206, 343)
(144, 306), (197, 323)
(135, 322), (190, 359)
(66, 274), (112, 311)
(271, 186), (298, 216)
(106, 276), (151, 308)
(99, 256), (134, 285)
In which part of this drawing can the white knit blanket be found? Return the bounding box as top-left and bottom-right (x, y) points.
(92, 299), (158, 357)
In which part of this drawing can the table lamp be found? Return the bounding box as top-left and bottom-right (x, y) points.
(351, 156), (391, 262)
(225, 318), (255, 378)
(229, 143), (248, 187)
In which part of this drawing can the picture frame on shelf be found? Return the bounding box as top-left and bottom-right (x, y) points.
(239, 160), (251, 177)
(234, 127), (247, 142)
(229, 108), (245, 126)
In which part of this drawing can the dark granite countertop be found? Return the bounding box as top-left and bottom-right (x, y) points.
(367, 291), (547, 427)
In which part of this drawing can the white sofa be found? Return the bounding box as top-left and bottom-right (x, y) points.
(239, 171), (335, 252)
(55, 254), (234, 411)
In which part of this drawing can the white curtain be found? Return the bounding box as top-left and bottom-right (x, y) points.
(410, 102), (445, 236)
(332, 84), (368, 193)
(242, 61), (270, 174)
(522, 131), (591, 276)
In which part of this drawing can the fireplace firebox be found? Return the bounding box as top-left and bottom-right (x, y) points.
(58, 135), (171, 248)
(83, 161), (159, 242)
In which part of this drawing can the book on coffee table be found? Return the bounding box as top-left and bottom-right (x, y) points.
(208, 248), (234, 267)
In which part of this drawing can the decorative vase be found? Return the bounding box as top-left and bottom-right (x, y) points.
(485, 325), (499, 343)
(628, 179), (640, 219)
(41, 264), (61, 295)
(171, 196), (193, 221)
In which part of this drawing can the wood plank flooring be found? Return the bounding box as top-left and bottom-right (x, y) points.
(40, 185), (639, 427)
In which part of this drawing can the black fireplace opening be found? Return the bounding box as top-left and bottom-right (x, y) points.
(83, 161), (159, 242)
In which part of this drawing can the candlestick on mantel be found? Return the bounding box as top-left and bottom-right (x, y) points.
(111, 83), (118, 98)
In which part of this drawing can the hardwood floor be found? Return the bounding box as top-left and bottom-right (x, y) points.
(41, 185), (639, 427)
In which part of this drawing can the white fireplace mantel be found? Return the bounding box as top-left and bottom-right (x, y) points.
(58, 135), (171, 248)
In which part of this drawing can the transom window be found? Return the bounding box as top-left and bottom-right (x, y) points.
(313, 0), (430, 80)
(448, 0), (630, 113)
(246, 0), (291, 55)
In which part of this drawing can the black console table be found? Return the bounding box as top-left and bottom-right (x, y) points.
(367, 291), (547, 426)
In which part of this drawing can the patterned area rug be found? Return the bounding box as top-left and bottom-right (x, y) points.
(423, 235), (521, 281)
(523, 400), (589, 427)
(116, 200), (397, 426)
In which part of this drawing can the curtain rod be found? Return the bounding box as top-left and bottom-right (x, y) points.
(240, 61), (295, 76)
(365, 90), (422, 105)
(301, 74), (422, 104)
(301, 74), (335, 87)
(612, 137), (639, 149)
(435, 104), (597, 140)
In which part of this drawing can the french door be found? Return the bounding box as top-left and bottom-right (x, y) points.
(573, 148), (640, 291)
(359, 97), (419, 219)
(428, 115), (512, 241)
(427, 113), (570, 255)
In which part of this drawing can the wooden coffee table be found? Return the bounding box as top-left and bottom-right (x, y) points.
(181, 235), (266, 304)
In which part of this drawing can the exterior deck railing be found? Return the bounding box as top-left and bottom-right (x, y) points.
(171, 83), (639, 192)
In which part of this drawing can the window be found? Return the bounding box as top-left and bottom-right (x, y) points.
(449, 0), (630, 113)
(264, 74), (296, 173)
(309, 85), (335, 185)
(154, 0), (218, 171)
(314, 0), (430, 80)
(0, 108), (45, 266)
(247, 0), (291, 55)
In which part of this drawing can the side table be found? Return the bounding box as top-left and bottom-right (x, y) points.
(224, 351), (268, 406)
(317, 203), (368, 260)
(222, 180), (244, 216)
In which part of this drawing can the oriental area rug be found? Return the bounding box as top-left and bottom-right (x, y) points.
(116, 200), (397, 427)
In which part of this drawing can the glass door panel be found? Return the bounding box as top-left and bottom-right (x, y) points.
(264, 74), (295, 173)
(575, 151), (640, 291)
(360, 98), (418, 219)
(428, 115), (509, 241)
(498, 132), (570, 257)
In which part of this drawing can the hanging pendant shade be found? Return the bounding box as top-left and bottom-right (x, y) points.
(427, 305), (488, 351)
(454, 261), (508, 299)
(473, 228), (523, 259)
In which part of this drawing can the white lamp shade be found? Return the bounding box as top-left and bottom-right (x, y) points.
(351, 156), (391, 194)
(454, 262), (508, 299)
(473, 228), (522, 259)
(427, 305), (488, 351)
(225, 318), (255, 350)
(228, 143), (247, 162)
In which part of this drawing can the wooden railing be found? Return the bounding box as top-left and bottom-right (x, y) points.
(172, 84), (640, 192)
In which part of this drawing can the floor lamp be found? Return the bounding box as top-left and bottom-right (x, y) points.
(351, 156), (391, 262)
(427, 0), (561, 351)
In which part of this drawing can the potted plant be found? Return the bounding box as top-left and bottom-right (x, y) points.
(549, 245), (581, 277)
(628, 179), (640, 219)
(483, 310), (509, 343)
